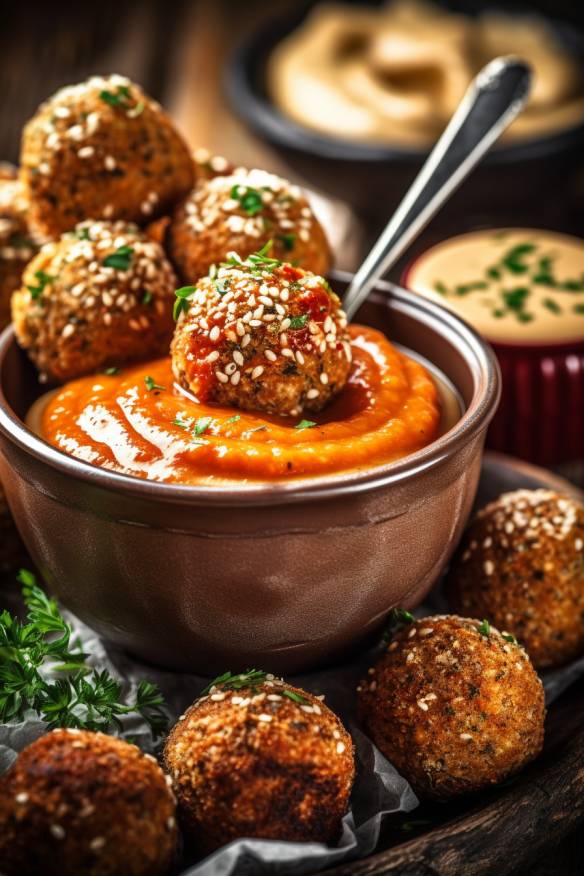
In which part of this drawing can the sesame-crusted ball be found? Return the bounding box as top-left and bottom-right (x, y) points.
(447, 489), (584, 670)
(164, 671), (354, 851)
(167, 167), (331, 282)
(0, 478), (25, 573)
(12, 220), (178, 383)
(171, 251), (351, 417)
(0, 171), (38, 330)
(20, 74), (194, 238)
(0, 729), (178, 876)
(358, 615), (545, 800)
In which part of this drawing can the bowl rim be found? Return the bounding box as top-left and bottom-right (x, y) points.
(224, 4), (584, 166)
(0, 277), (501, 507)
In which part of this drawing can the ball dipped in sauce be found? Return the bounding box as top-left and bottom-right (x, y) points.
(171, 246), (352, 417)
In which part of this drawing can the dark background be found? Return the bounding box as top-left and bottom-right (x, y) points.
(1, 2), (583, 872)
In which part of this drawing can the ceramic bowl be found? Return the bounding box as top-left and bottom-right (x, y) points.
(0, 275), (500, 674)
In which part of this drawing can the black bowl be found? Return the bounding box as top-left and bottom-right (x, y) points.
(225, 0), (584, 229)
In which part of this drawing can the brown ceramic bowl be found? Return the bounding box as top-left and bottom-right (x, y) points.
(0, 274), (500, 674)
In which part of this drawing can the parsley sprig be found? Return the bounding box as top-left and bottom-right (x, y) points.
(27, 270), (55, 300)
(202, 669), (269, 696)
(99, 84), (144, 116)
(230, 184), (265, 216)
(0, 571), (168, 736)
(382, 607), (414, 642)
(174, 285), (197, 320)
(103, 245), (133, 271)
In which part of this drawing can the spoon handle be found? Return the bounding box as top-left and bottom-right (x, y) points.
(343, 56), (532, 321)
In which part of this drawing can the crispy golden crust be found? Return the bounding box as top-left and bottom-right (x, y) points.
(167, 168), (331, 283)
(447, 489), (584, 670)
(0, 479), (25, 573)
(0, 729), (177, 876)
(171, 260), (351, 417)
(0, 177), (37, 330)
(164, 678), (355, 851)
(20, 74), (194, 239)
(12, 220), (178, 383)
(358, 615), (545, 800)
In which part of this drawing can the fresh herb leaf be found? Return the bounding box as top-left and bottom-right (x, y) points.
(194, 416), (213, 436)
(144, 376), (165, 392)
(173, 285), (197, 320)
(230, 184), (264, 216)
(103, 245), (133, 271)
(0, 571), (167, 736)
(382, 608), (414, 642)
(502, 287), (529, 312)
(561, 279), (584, 292)
(27, 270), (55, 300)
(201, 669), (269, 696)
(477, 619), (491, 637)
(434, 281), (449, 295)
(543, 298), (561, 314)
(289, 313), (309, 330)
(454, 281), (488, 295)
(501, 243), (536, 275)
(574, 303), (584, 314)
(103, 367), (119, 376)
(173, 415), (193, 429)
(277, 233), (296, 251)
(246, 240), (281, 269)
(295, 419), (316, 430)
(75, 227), (91, 241)
(99, 84), (139, 112)
(486, 266), (501, 281)
(142, 290), (153, 305)
(282, 689), (310, 705)
(502, 631), (518, 644)
(214, 278), (231, 296)
(226, 415), (241, 424)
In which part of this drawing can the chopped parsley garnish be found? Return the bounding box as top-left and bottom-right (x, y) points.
(289, 313), (309, 330)
(144, 376), (165, 392)
(226, 414), (241, 424)
(574, 303), (584, 314)
(27, 270), (55, 300)
(0, 570), (168, 736)
(173, 415), (193, 429)
(542, 298), (561, 314)
(434, 281), (448, 295)
(502, 287), (529, 312)
(502, 631), (518, 644)
(277, 233), (296, 251)
(282, 689), (310, 705)
(99, 84), (143, 115)
(103, 366), (120, 376)
(501, 243), (535, 274)
(75, 226), (92, 241)
(230, 184), (264, 216)
(454, 281), (488, 295)
(103, 245), (133, 271)
(194, 416), (213, 436)
(382, 607), (414, 642)
(173, 285), (197, 320)
(246, 240), (281, 269)
(214, 278), (231, 296)
(295, 419), (316, 430)
(202, 669), (269, 696)
(477, 619), (491, 638)
(142, 290), (153, 305)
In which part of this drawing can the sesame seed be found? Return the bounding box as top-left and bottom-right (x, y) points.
(295, 350), (305, 365)
(15, 792), (29, 804)
(233, 350), (244, 366)
(50, 825), (66, 840)
(336, 741), (346, 754)
(241, 333), (251, 348)
(216, 370), (228, 383)
(306, 388), (319, 399)
(225, 362), (237, 375)
(576, 538), (583, 551)
(251, 366), (264, 380)
(320, 373), (329, 385)
(258, 713), (272, 722)
(78, 146), (95, 159)
(484, 560), (495, 575)
(61, 323), (75, 339)
(207, 350), (220, 362)
(210, 692), (226, 701)
(104, 155), (116, 171)
(265, 349), (277, 362)
(417, 701), (429, 711)
(166, 816), (176, 830)
(231, 371), (241, 385)
(90, 837), (106, 851)
(460, 733), (473, 740)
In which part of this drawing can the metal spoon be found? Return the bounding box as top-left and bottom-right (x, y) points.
(343, 56), (532, 321)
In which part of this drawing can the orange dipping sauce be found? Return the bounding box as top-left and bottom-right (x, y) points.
(39, 326), (441, 484)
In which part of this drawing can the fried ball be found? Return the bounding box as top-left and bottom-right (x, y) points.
(0, 729), (177, 876)
(171, 255), (351, 416)
(0, 478), (25, 573)
(164, 672), (355, 851)
(447, 489), (584, 670)
(20, 74), (194, 238)
(0, 174), (37, 330)
(12, 220), (178, 383)
(358, 615), (545, 800)
(167, 167), (331, 282)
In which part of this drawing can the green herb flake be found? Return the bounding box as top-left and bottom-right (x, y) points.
(277, 233), (296, 251)
(289, 313), (309, 330)
(282, 689), (310, 705)
(214, 278), (231, 296)
(201, 669), (269, 696)
(502, 631), (518, 644)
(0, 570), (167, 736)
(103, 366), (120, 376)
(477, 619), (491, 638)
(230, 184), (264, 216)
(142, 290), (153, 305)
(99, 84), (137, 111)
(454, 281), (488, 296)
(434, 281), (449, 295)
(486, 266), (501, 281)
(226, 415), (241, 424)
(27, 270), (55, 300)
(501, 243), (536, 275)
(382, 607), (414, 642)
(144, 376), (165, 392)
(173, 415), (193, 429)
(194, 416), (213, 436)
(173, 285), (197, 320)
(295, 419), (317, 431)
(103, 245), (133, 271)
(574, 303), (584, 315)
(543, 298), (561, 314)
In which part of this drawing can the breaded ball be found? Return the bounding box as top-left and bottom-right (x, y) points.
(0, 729), (177, 876)
(447, 489), (584, 670)
(0, 173), (37, 330)
(167, 167), (331, 282)
(358, 615), (545, 800)
(164, 671), (355, 851)
(20, 74), (194, 238)
(171, 252), (351, 416)
(12, 220), (178, 383)
(0, 479), (25, 573)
